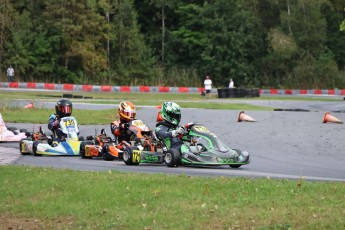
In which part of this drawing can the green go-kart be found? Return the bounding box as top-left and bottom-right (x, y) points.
(123, 123), (250, 168)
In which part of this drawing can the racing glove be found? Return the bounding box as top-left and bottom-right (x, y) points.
(172, 126), (185, 137)
(53, 120), (59, 128)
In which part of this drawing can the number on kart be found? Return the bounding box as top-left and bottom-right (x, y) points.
(64, 119), (75, 127)
(132, 120), (144, 127)
(193, 125), (209, 133)
(132, 150), (142, 163)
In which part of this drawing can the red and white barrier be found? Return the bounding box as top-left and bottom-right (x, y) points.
(1, 82), (345, 95)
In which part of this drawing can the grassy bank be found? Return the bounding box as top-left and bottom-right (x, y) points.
(1, 166), (344, 230)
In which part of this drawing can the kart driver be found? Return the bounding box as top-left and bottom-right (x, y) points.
(48, 99), (74, 143)
(110, 101), (137, 143)
(155, 102), (186, 152)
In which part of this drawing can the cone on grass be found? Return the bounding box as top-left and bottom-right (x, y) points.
(322, 112), (343, 124)
(238, 111), (256, 122)
(24, 101), (34, 109)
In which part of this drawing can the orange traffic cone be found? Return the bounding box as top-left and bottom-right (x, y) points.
(322, 112), (343, 124)
(238, 111), (256, 122)
(24, 101), (34, 109)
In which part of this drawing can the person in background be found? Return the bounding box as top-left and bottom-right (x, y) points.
(229, 78), (234, 88)
(203, 75), (212, 99)
(7, 65), (14, 82)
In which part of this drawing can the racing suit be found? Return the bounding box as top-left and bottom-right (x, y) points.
(48, 114), (66, 141)
(155, 121), (184, 151)
(110, 120), (134, 143)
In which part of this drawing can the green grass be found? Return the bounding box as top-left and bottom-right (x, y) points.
(1, 166), (344, 230)
(0, 108), (117, 125)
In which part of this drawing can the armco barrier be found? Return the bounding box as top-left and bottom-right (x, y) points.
(1, 82), (345, 96)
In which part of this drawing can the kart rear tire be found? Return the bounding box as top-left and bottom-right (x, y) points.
(20, 128), (28, 133)
(79, 136), (85, 141)
(33, 141), (42, 156)
(164, 149), (181, 167)
(102, 145), (115, 161)
(123, 146), (140, 165)
(7, 127), (18, 134)
(19, 138), (31, 155)
(79, 142), (92, 159)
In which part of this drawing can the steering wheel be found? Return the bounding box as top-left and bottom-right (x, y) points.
(196, 143), (207, 152)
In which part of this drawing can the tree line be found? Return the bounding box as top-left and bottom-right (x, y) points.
(1, 0), (345, 89)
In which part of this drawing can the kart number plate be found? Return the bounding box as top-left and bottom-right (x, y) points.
(132, 150), (142, 163)
(194, 125), (209, 132)
(132, 120), (145, 127)
(64, 119), (76, 128)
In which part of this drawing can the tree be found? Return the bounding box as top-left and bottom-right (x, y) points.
(0, 0), (15, 77)
(43, 0), (107, 83)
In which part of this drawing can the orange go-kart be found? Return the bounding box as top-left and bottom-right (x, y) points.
(79, 119), (159, 161)
(79, 129), (125, 161)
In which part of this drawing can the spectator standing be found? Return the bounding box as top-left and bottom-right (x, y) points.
(7, 65), (14, 82)
(204, 75), (212, 98)
(229, 78), (234, 88)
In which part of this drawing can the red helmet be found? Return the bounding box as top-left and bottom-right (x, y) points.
(118, 101), (136, 122)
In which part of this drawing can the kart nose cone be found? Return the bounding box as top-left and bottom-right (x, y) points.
(238, 151), (250, 163)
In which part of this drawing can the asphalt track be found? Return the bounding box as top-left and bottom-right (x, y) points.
(1, 97), (345, 182)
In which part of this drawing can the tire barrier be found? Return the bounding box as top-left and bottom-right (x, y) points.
(217, 88), (260, 98)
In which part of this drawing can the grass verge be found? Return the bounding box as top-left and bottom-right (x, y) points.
(0, 108), (116, 125)
(1, 165), (344, 230)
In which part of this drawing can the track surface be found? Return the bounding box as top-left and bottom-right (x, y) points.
(1, 98), (345, 182)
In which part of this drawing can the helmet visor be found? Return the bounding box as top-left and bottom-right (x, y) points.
(123, 110), (136, 119)
(166, 110), (181, 123)
(58, 105), (72, 116)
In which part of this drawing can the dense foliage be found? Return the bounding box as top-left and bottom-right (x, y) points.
(1, 0), (345, 88)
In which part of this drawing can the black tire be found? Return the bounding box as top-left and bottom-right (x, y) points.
(7, 127), (18, 134)
(20, 128), (28, 133)
(164, 149), (181, 167)
(79, 136), (85, 141)
(123, 146), (140, 165)
(229, 164), (241, 168)
(102, 145), (115, 161)
(79, 142), (92, 159)
(32, 141), (42, 156)
(19, 138), (31, 155)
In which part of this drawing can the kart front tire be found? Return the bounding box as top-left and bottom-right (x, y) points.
(19, 138), (31, 155)
(164, 149), (181, 167)
(123, 146), (140, 165)
(80, 142), (92, 159)
(102, 145), (115, 161)
(33, 141), (42, 156)
(229, 164), (241, 168)
(229, 149), (248, 168)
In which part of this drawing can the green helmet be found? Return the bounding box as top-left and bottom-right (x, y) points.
(161, 102), (181, 126)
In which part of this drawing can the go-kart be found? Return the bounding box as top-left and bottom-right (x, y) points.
(0, 113), (30, 142)
(123, 123), (250, 168)
(80, 119), (160, 161)
(79, 129), (125, 161)
(20, 116), (83, 156)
